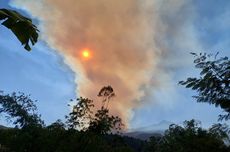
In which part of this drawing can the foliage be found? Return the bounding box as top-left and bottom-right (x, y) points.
(0, 89), (131, 152)
(47, 119), (66, 130)
(0, 95), (230, 152)
(88, 107), (123, 134)
(145, 120), (230, 152)
(0, 8), (39, 51)
(0, 92), (43, 128)
(98, 85), (115, 108)
(0, 128), (135, 152)
(66, 97), (94, 130)
(1, 85), (229, 151)
(66, 86), (124, 134)
(179, 53), (230, 120)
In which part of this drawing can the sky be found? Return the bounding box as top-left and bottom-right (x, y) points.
(0, 0), (230, 129)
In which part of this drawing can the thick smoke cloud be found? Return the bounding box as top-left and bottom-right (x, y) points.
(11, 0), (200, 127)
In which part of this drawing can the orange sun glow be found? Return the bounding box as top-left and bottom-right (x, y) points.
(82, 49), (91, 58)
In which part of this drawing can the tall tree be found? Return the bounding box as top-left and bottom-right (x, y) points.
(66, 86), (124, 134)
(179, 53), (230, 120)
(98, 85), (115, 109)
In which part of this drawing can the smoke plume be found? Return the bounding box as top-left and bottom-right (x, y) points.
(11, 0), (198, 127)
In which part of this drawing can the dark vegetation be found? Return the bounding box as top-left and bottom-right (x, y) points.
(0, 8), (38, 51)
(1, 9), (230, 152)
(0, 87), (143, 152)
(0, 89), (230, 152)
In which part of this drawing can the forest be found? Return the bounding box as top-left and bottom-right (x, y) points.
(1, 8), (230, 152)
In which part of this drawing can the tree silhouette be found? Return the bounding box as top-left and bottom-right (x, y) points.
(0, 8), (39, 51)
(0, 92), (43, 128)
(88, 107), (123, 134)
(179, 53), (230, 120)
(98, 85), (115, 109)
(66, 97), (94, 130)
(66, 86), (123, 134)
(47, 119), (66, 131)
(145, 120), (229, 152)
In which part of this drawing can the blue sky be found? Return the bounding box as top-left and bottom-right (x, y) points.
(0, 0), (230, 129)
(0, 0), (76, 124)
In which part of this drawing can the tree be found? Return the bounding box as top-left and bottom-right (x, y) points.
(66, 97), (94, 130)
(88, 85), (123, 134)
(0, 92), (44, 128)
(66, 86), (124, 134)
(0, 8), (39, 51)
(145, 120), (229, 152)
(88, 107), (123, 134)
(47, 119), (66, 130)
(179, 53), (230, 120)
(98, 85), (115, 109)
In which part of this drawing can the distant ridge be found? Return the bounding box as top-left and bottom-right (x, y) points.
(124, 131), (162, 140)
(129, 120), (173, 132)
(124, 120), (173, 140)
(0, 125), (8, 129)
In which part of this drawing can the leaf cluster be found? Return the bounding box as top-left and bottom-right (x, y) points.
(0, 8), (39, 51)
(66, 97), (94, 130)
(179, 53), (230, 120)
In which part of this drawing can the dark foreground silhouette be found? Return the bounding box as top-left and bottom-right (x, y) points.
(0, 119), (230, 152)
(0, 88), (230, 152)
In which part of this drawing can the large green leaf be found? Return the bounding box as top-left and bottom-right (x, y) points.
(0, 8), (39, 51)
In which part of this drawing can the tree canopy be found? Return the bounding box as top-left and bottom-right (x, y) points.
(145, 120), (229, 152)
(66, 86), (124, 134)
(0, 92), (43, 128)
(0, 87), (230, 151)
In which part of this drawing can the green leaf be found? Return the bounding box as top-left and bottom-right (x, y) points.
(186, 82), (195, 88)
(0, 8), (39, 51)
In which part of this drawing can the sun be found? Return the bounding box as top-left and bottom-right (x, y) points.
(82, 49), (91, 58)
